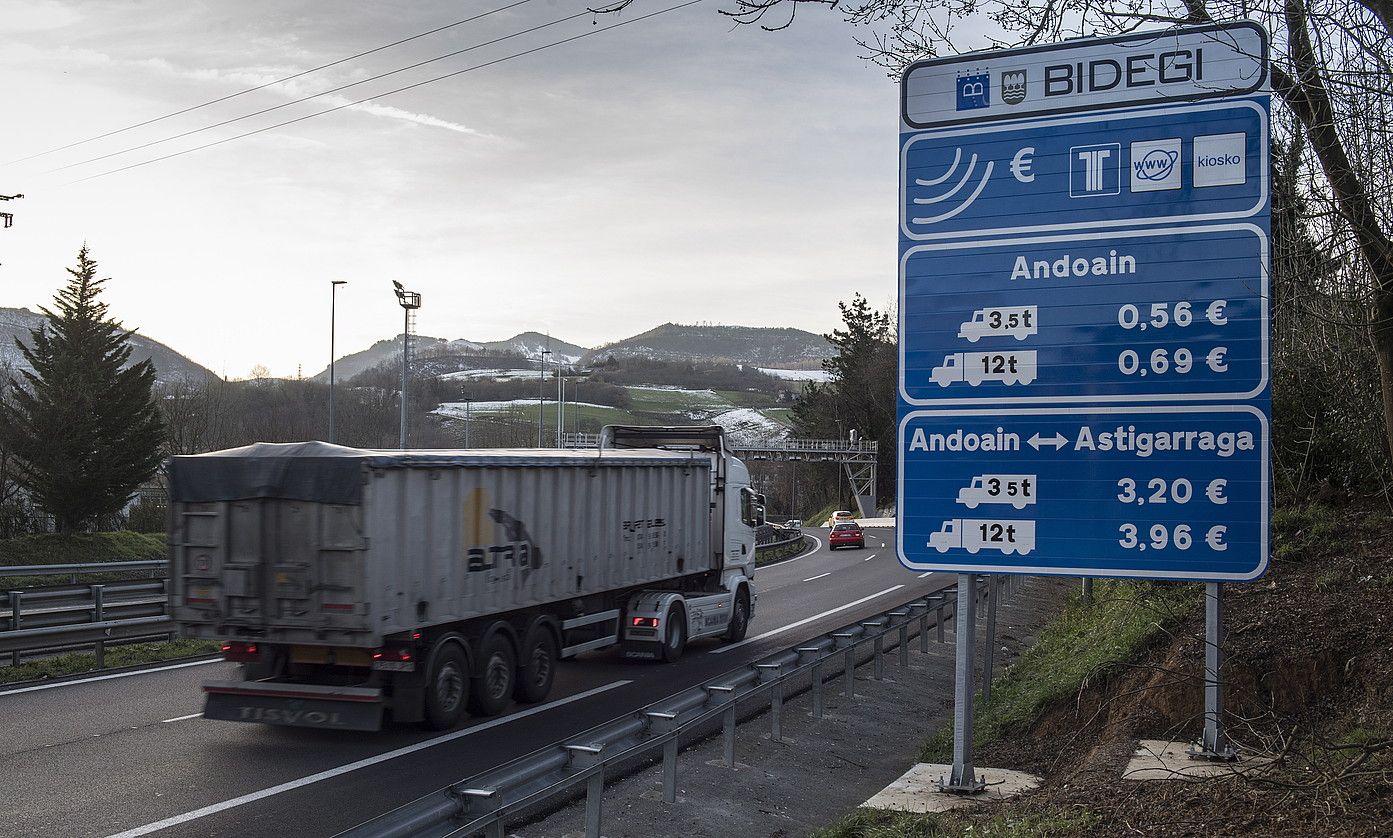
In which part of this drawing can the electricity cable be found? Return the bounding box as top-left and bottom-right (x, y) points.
(51, 5), (592, 173)
(72, 0), (704, 185)
(4, 0), (535, 167)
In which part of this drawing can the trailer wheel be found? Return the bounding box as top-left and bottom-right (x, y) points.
(423, 643), (469, 730)
(514, 627), (558, 704)
(469, 632), (517, 716)
(723, 589), (750, 643)
(660, 603), (687, 663)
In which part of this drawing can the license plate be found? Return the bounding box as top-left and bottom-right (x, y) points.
(290, 646), (373, 667)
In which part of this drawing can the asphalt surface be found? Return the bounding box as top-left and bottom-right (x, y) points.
(0, 527), (950, 838)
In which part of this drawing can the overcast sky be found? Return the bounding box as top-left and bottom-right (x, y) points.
(0, 0), (906, 378)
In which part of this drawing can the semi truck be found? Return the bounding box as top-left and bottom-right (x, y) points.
(168, 425), (761, 732)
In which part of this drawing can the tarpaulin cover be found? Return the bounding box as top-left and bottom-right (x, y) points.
(168, 441), (368, 504)
(168, 441), (703, 505)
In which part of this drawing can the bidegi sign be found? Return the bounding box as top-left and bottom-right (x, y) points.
(895, 23), (1271, 582)
(902, 24), (1268, 130)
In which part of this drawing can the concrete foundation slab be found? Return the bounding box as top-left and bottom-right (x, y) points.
(863, 762), (1042, 814)
(1123, 739), (1274, 781)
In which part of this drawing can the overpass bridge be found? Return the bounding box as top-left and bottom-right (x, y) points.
(563, 433), (878, 517)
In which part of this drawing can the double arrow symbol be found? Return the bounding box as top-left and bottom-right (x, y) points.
(1027, 432), (1068, 451)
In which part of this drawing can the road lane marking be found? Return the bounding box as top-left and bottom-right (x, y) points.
(0, 658), (224, 697)
(161, 713), (202, 723)
(710, 585), (906, 655)
(801, 572), (831, 583)
(103, 679), (632, 838)
(919, 572), (933, 579)
(863, 553), (877, 562)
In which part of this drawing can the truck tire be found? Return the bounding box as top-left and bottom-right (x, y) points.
(424, 643), (469, 731)
(513, 626), (558, 704)
(469, 631), (517, 716)
(660, 603), (687, 663)
(723, 589), (750, 643)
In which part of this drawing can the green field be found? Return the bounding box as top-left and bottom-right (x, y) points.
(623, 386), (731, 416)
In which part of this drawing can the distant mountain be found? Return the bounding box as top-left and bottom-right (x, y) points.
(0, 306), (213, 383)
(313, 334), (451, 383)
(585, 324), (830, 367)
(315, 332), (587, 381)
(479, 332), (586, 365)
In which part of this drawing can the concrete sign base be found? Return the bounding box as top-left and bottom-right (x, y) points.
(1123, 739), (1273, 781)
(864, 762), (1041, 814)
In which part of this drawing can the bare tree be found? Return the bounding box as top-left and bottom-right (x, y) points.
(707, 0), (1393, 468)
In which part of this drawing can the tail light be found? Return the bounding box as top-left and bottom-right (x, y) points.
(221, 641), (259, 662)
(372, 646), (413, 662)
(631, 617), (660, 628)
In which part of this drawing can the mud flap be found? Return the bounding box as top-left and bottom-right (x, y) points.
(203, 680), (384, 731)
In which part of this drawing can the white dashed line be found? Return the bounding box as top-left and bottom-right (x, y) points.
(802, 572), (831, 583)
(161, 713), (202, 723)
(711, 585), (906, 655)
(863, 553), (877, 562)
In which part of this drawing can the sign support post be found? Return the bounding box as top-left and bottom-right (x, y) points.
(941, 573), (985, 793)
(1191, 582), (1236, 760)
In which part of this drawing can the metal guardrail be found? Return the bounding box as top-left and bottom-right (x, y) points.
(2, 577), (173, 667)
(755, 528), (804, 552)
(0, 559), (166, 580)
(340, 574), (1022, 838)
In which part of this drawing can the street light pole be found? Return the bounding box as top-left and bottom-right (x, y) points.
(391, 281), (422, 450)
(537, 349), (552, 447)
(329, 280), (347, 443)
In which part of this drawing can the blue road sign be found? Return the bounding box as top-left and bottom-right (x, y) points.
(900, 224), (1268, 405)
(897, 406), (1268, 580)
(896, 23), (1270, 581)
(900, 100), (1268, 242)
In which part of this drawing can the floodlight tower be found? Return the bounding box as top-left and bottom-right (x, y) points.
(0, 194), (22, 230)
(392, 280), (422, 449)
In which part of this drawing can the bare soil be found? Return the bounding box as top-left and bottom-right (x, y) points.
(963, 502), (1393, 837)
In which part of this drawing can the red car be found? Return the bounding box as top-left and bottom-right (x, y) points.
(829, 521), (865, 550)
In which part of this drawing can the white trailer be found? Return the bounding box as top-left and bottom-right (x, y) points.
(168, 426), (760, 731)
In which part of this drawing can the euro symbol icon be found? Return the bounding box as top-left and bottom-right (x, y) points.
(1011, 147), (1036, 183)
(1206, 346), (1229, 373)
(1205, 525), (1228, 551)
(1205, 479), (1229, 505)
(1206, 299), (1229, 326)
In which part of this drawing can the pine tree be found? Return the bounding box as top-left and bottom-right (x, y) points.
(1, 246), (166, 532)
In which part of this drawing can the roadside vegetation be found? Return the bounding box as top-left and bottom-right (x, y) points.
(0, 638), (218, 686)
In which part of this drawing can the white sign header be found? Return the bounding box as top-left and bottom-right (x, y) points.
(902, 23), (1268, 130)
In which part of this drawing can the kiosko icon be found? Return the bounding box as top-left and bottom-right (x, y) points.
(956, 71), (990, 110)
(1001, 70), (1027, 105)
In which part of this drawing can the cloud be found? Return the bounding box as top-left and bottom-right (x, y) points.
(133, 57), (488, 136)
(0, 0), (80, 33)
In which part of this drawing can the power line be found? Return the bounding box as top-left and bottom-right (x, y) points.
(4, 0), (536, 167)
(73, 0), (704, 185)
(52, 5), (593, 174)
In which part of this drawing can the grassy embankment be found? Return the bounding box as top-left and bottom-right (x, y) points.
(1, 532), (219, 685)
(815, 503), (1391, 837)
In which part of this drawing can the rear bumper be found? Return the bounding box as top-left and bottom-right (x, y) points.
(202, 679), (385, 731)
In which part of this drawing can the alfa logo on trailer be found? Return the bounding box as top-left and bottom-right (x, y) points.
(463, 488), (544, 577)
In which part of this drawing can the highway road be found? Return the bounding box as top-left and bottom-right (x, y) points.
(0, 527), (949, 838)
